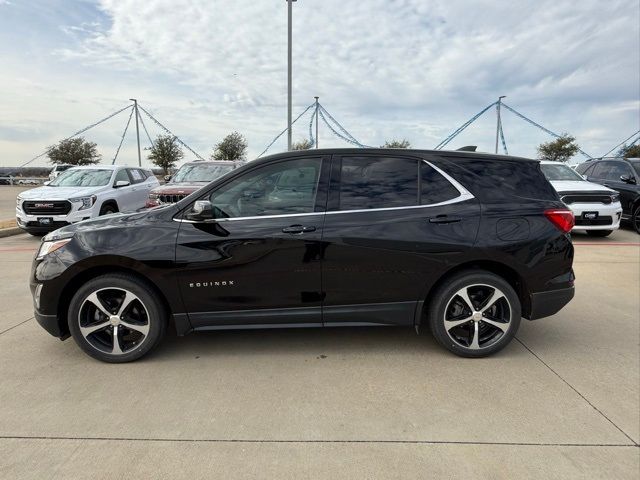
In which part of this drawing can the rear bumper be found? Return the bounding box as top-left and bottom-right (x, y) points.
(527, 287), (575, 320)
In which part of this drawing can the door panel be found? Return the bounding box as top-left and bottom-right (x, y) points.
(175, 156), (329, 329)
(321, 154), (480, 326)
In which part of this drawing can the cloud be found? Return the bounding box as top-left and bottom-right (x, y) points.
(0, 0), (638, 166)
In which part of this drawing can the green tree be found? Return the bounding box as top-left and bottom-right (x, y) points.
(536, 134), (579, 162)
(381, 139), (411, 149)
(292, 138), (313, 150)
(617, 144), (640, 158)
(147, 135), (184, 175)
(47, 137), (101, 165)
(212, 131), (248, 160)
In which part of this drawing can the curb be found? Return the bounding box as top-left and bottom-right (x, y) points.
(0, 227), (23, 238)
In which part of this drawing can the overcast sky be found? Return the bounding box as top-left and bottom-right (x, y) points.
(0, 0), (638, 168)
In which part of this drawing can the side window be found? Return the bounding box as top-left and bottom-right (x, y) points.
(208, 157), (321, 218)
(575, 163), (593, 175)
(113, 169), (130, 185)
(338, 156), (418, 210)
(129, 168), (144, 184)
(593, 161), (631, 181)
(421, 162), (460, 204)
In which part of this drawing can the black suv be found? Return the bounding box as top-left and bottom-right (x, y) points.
(31, 149), (575, 362)
(576, 157), (640, 233)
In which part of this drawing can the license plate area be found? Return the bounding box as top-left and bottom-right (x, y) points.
(37, 217), (53, 225)
(582, 211), (599, 220)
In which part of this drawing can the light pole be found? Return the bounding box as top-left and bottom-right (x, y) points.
(130, 98), (142, 166)
(287, 0), (296, 151)
(495, 95), (506, 154)
(314, 96), (319, 148)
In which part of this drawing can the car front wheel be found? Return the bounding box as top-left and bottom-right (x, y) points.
(633, 207), (640, 234)
(68, 273), (167, 363)
(427, 271), (521, 357)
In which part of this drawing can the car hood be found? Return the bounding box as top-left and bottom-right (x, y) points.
(43, 206), (174, 241)
(549, 180), (614, 193)
(18, 185), (103, 200)
(150, 182), (207, 195)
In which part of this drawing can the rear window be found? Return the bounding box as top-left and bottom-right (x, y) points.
(338, 156), (418, 210)
(433, 156), (558, 201)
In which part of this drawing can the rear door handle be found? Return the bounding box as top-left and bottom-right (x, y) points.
(282, 225), (316, 234)
(429, 215), (461, 224)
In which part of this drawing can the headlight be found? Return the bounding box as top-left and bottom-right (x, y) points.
(149, 193), (159, 200)
(610, 193), (620, 203)
(16, 196), (22, 210)
(36, 238), (72, 260)
(69, 195), (97, 210)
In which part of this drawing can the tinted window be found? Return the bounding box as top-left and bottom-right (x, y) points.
(421, 162), (460, 204)
(628, 160), (640, 176)
(208, 158), (321, 218)
(593, 161), (633, 181)
(339, 156), (418, 210)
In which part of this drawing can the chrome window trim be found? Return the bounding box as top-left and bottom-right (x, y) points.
(174, 158), (474, 223)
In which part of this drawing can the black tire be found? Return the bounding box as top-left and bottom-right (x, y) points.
(68, 273), (167, 363)
(99, 203), (118, 216)
(586, 230), (613, 237)
(427, 270), (521, 358)
(633, 207), (640, 234)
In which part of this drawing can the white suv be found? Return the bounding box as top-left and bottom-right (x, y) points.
(16, 165), (159, 236)
(540, 161), (622, 237)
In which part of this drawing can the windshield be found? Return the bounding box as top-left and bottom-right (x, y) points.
(49, 169), (113, 187)
(540, 163), (584, 181)
(172, 163), (234, 183)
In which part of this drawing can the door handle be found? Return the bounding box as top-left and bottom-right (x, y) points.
(282, 225), (316, 234)
(429, 215), (461, 224)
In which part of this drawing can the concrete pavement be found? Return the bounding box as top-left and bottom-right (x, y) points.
(0, 228), (638, 479)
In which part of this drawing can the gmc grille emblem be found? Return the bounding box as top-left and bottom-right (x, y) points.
(35, 203), (54, 208)
(189, 281), (234, 288)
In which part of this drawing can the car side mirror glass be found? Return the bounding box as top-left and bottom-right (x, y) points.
(187, 200), (214, 221)
(164, 175), (172, 182)
(114, 180), (130, 188)
(620, 174), (636, 184)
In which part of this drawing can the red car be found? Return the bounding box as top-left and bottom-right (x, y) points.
(146, 160), (244, 208)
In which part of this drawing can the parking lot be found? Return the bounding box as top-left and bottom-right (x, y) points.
(0, 217), (638, 478)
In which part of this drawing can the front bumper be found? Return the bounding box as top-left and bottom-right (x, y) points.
(34, 311), (68, 339)
(528, 286), (575, 320)
(16, 206), (95, 233)
(568, 202), (622, 231)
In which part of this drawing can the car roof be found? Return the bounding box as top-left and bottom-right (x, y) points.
(68, 165), (129, 170)
(254, 148), (538, 166)
(539, 160), (573, 165)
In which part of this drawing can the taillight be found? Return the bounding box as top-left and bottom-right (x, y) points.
(544, 209), (574, 233)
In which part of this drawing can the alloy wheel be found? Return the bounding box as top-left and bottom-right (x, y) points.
(78, 288), (150, 355)
(443, 284), (512, 350)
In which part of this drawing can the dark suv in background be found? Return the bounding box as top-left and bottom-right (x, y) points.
(30, 149), (575, 362)
(576, 157), (640, 233)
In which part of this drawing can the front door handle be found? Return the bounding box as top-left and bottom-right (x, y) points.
(429, 215), (461, 224)
(282, 225), (316, 234)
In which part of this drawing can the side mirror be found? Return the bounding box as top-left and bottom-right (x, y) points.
(114, 180), (130, 188)
(186, 200), (214, 221)
(620, 174), (636, 184)
(164, 175), (172, 182)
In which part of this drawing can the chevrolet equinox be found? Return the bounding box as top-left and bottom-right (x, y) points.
(31, 149), (575, 362)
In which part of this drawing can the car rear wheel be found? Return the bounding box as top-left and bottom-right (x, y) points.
(427, 271), (521, 357)
(68, 274), (167, 363)
(586, 230), (613, 237)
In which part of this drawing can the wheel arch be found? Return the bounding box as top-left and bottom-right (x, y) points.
(416, 260), (530, 327)
(100, 199), (119, 213)
(56, 264), (174, 338)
